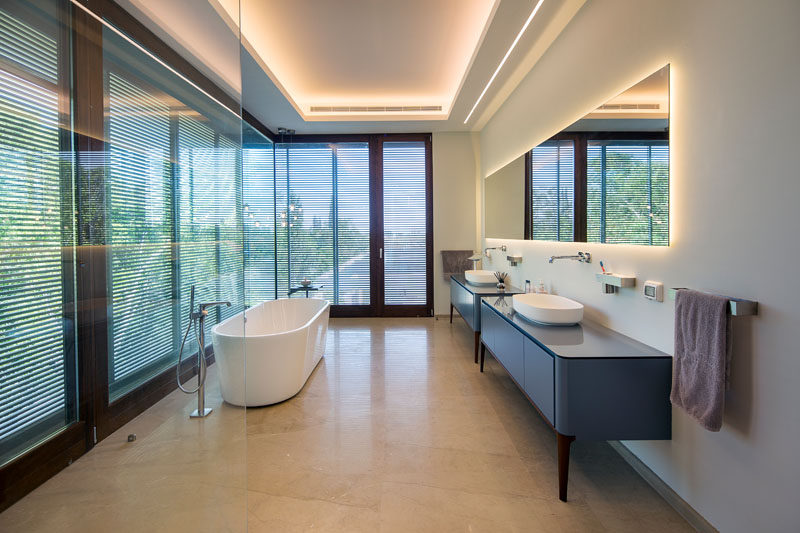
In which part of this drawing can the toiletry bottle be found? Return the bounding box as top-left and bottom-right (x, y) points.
(535, 279), (546, 294)
(525, 280), (531, 293)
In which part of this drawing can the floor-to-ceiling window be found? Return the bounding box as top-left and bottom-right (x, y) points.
(263, 136), (432, 317)
(242, 123), (276, 306)
(382, 140), (430, 309)
(98, 16), (244, 425)
(274, 142), (371, 305)
(0, 0), (76, 468)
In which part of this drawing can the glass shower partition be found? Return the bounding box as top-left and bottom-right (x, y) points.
(0, 0), (249, 529)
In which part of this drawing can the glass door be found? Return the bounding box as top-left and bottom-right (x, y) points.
(375, 136), (433, 317)
(270, 135), (432, 317)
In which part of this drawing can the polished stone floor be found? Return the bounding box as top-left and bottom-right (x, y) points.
(0, 317), (692, 532)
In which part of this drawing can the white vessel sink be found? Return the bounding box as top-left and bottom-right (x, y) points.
(464, 270), (497, 285)
(512, 293), (584, 326)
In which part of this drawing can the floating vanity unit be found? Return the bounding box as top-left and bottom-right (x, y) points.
(450, 274), (523, 362)
(479, 297), (672, 502)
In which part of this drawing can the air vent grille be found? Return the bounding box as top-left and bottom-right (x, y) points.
(310, 105), (442, 113)
(598, 103), (660, 110)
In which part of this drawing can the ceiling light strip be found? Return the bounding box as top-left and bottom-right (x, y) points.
(70, 0), (241, 120)
(464, 0), (545, 124)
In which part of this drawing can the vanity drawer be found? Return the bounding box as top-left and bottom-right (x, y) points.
(524, 337), (555, 425)
(491, 311), (524, 385)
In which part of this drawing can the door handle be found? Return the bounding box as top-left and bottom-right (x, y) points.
(379, 247), (383, 259)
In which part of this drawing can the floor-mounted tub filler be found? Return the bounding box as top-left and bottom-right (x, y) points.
(212, 298), (330, 406)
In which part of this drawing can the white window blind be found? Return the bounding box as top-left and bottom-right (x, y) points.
(243, 141), (276, 306)
(333, 144), (370, 304)
(0, 4), (75, 465)
(530, 140), (574, 242)
(106, 71), (174, 399)
(274, 143), (370, 305)
(383, 141), (427, 305)
(177, 114), (241, 343)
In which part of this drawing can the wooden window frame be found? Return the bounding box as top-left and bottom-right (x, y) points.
(279, 133), (434, 319)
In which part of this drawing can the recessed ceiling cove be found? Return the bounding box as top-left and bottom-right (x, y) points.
(239, 0), (499, 121)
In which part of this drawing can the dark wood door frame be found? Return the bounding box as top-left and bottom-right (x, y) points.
(374, 133), (434, 318)
(281, 133), (434, 318)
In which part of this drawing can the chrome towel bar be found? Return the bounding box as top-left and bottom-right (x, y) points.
(668, 288), (758, 316)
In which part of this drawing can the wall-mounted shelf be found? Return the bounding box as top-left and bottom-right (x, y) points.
(668, 288), (759, 316)
(596, 273), (636, 294)
(507, 254), (523, 266)
(595, 273), (636, 287)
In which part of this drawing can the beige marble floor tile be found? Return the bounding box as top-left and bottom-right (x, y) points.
(1, 316), (692, 533)
(247, 490), (380, 533)
(379, 481), (548, 533)
(383, 443), (538, 498)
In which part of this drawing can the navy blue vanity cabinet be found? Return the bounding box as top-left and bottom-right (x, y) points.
(478, 297), (672, 503)
(449, 275), (522, 363)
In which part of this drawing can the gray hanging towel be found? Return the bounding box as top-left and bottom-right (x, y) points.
(670, 289), (729, 431)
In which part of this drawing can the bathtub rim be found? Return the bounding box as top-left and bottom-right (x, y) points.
(211, 298), (330, 340)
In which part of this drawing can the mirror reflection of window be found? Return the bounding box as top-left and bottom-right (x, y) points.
(530, 140), (574, 242)
(484, 64), (669, 246)
(587, 140), (669, 245)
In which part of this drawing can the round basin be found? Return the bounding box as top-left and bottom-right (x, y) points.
(512, 293), (584, 326)
(464, 270), (497, 285)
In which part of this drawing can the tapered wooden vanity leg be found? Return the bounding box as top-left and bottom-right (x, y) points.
(450, 303), (454, 323)
(557, 432), (576, 502)
(479, 342), (486, 372)
(474, 331), (480, 363)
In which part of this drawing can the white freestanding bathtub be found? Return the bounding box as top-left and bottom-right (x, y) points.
(211, 298), (330, 406)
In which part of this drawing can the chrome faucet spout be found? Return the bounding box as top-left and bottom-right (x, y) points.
(548, 252), (591, 264)
(484, 244), (507, 258)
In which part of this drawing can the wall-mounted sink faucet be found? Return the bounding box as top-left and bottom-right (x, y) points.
(548, 251), (591, 264)
(484, 244), (507, 258)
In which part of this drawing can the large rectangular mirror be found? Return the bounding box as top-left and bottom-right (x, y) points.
(485, 65), (669, 245)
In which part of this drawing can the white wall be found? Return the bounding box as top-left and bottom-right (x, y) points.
(479, 1), (800, 531)
(433, 132), (481, 315)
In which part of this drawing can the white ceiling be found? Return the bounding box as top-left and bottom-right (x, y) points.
(114, 0), (586, 134)
(240, 0), (498, 121)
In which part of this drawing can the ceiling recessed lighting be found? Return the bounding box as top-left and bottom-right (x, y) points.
(464, 0), (545, 124)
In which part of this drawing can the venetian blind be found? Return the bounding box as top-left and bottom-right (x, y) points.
(383, 141), (427, 305)
(530, 140), (574, 242)
(106, 71), (174, 398)
(0, 4), (74, 463)
(587, 141), (669, 245)
(243, 142), (276, 305)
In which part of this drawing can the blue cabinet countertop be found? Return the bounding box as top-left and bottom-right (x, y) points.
(480, 295), (669, 359)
